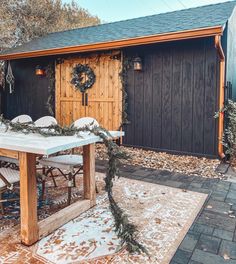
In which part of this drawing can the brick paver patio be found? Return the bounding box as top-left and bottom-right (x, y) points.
(96, 160), (236, 264)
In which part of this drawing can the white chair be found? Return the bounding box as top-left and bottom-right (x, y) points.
(0, 116), (57, 168)
(0, 115), (32, 168)
(0, 167), (46, 214)
(0, 168), (20, 214)
(72, 117), (99, 128)
(34, 116), (57, 127)
(11, 115), (32, 123)
(39, 117), (99, 205)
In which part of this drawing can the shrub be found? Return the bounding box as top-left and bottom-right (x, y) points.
(217, 100), (236, 159)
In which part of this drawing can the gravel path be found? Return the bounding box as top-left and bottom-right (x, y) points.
(96, 144), (225, 179)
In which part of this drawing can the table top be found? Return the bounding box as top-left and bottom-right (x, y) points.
(0, 130), (124, 155)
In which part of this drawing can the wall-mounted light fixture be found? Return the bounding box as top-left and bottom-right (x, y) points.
(35, 65), (46, 76)
(133, 56), (142, 71)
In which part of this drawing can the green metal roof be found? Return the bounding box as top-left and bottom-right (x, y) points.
(1, 1), (236, 57)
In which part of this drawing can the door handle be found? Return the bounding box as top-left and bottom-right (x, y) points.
(85, 93), (88, 106)
(82, 93), (85, 106)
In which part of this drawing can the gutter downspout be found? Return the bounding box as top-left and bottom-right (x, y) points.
(214, 35), (225, 159)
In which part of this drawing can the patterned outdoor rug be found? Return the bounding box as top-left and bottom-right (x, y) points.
(0, 174), (87, 233)
(0, 173), (207, 264)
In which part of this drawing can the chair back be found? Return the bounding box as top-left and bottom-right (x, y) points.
(34, 116), (57, 127)
(11, 115), (32, 123)
(73, 117), (99, 129)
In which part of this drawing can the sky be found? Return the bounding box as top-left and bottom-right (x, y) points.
(62, 0), (231, 22)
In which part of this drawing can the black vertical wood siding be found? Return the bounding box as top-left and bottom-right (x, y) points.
(123, 38), (219, 157)
(2, 57), (54, 120)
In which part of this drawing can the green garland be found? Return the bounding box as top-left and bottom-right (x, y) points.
(45, 63), (55, 116)
(0, 115), (147, 254)
(119, 54), (131, 128)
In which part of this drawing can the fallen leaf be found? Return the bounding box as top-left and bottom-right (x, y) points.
(54, 239), (63, 245)
(229, 215), (235, 218)
(102, 228), (112, 233)
(223, 253), (231, 260)
(108, 247), (115, 251)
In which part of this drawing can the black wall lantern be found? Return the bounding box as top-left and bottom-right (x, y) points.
(35, 65), (46, 76)
(133, 56), (142, 71)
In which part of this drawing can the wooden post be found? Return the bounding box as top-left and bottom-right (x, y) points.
(83, 143), (96, 206)
(19, 152), (39, 245)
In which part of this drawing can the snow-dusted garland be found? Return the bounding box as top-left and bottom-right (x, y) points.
(45, 63), (55, 115)
(71, 64), (96, 93)
(0, 115), (147, 254)
(119, 54), (131, 128)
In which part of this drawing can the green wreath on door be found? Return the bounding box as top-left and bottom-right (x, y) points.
(71, 64), (96, 93)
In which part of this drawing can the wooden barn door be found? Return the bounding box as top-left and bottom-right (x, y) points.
(55, 52), (122, 130)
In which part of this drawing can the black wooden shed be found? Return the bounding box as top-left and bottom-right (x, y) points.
(0, 1), (236, 158)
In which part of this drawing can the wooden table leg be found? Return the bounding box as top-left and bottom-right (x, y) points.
(83, 143), (96, 206)
(19, 152), (39, 245)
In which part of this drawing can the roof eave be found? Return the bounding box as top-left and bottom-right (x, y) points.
(0, 25), (224, 60)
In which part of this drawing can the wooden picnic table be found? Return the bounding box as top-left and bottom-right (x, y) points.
(0, 130), (123, 246)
